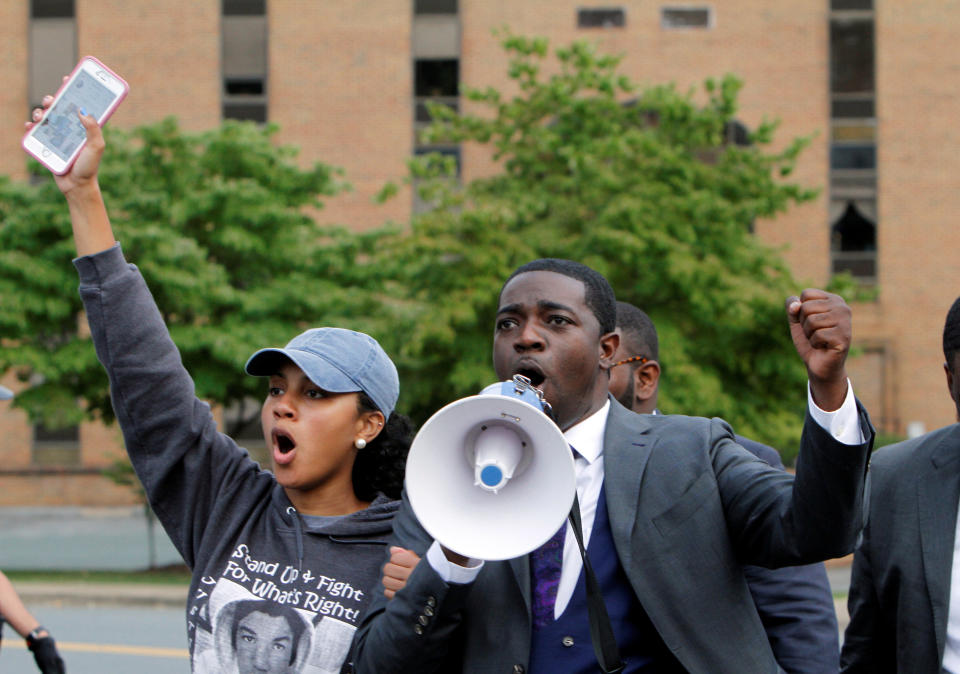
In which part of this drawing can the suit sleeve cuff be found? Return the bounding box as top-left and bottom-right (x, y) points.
(426, 540), (483, 584)
(807, 378), (864, 445)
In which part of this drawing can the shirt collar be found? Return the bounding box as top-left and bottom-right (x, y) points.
(563, 399), (610, 464)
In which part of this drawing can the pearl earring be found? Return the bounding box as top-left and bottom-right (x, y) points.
(354, 438), (367, 449)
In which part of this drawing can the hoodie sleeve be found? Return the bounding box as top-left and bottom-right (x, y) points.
(75, 243), (265, 568)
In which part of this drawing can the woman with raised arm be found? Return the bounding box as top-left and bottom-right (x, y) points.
(25, 96), (411, 673)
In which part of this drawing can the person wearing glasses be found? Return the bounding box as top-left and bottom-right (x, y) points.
(608, 301), (840, 674)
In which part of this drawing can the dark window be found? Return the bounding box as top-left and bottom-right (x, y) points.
(831, 202), (876, 279)
(32, 422), (80, 466)
(831, 0), (872, 9)
(832, 202), (876, 252)
(31, 0), (74, 18)
(223, 0), (265, 15)
(415, 59), (459, 97)
(662, 7), (711, 29)
(724, 120), (750, 147)
(831, 19), (874, 93)
(832, 97), (875, 118)
(578, 8), (626, 28)
(225, 78), (265, 96)
(831, 144), (876, 170)
(415, 0), (458, 13)
(223, 102), (267, 123)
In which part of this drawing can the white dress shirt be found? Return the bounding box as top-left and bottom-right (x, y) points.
(940, 506), (960, 672)
(426, 380), (864, 618)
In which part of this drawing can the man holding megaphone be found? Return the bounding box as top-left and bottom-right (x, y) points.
(352, 259), (872, 674)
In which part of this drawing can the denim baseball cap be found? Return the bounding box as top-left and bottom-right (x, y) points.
(244, 328), (399, 417)
(0, 385), (12, 400)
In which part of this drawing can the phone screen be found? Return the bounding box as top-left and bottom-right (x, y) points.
(32, 70), (118, 162)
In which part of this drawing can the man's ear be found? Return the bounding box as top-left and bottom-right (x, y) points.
(634, 360), (661, 403)
(946, 362), (959, 413)
(599, 331), (620, 371)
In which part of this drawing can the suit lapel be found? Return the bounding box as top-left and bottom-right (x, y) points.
(602, 400), (657, 571)
(510, 400), (655, 609)
(917, 426), (960, 657)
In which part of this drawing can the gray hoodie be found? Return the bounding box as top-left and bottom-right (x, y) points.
(76, 244), (399, 673)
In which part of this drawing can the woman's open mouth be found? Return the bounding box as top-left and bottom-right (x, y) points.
(272, 428), (297, 464)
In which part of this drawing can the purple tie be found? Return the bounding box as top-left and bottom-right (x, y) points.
(529, 444), (576, 628)
(530, 520), (566, 627)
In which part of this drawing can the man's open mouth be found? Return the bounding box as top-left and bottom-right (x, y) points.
(514, 366), (546, 388)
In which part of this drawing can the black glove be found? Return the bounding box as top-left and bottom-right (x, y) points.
(27, 630), (65, 674)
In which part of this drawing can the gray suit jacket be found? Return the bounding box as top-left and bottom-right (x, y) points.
(841, 423), (960, 672)
(354, 398), (872, 674)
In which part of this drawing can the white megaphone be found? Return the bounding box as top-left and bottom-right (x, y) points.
(404, 375), (576, 561)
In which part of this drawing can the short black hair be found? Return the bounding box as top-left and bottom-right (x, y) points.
(501, 259), (616, 334)
(944, 296), (960, 367)
(615, 301), (659, 361)
(230, 599), (305, 665)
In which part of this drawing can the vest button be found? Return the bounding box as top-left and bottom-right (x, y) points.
(512, 666), (525, 674)
(418, 614), (430, 626)
(414, 624), (424, 635)
(562, 635), (575, 647)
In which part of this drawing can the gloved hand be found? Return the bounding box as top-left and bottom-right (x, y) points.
(27, 632), (66, 674)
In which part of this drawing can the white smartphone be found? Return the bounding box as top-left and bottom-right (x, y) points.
(21, 56), (129, 175)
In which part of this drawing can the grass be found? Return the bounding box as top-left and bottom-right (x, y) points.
(5, 564), (191, 585)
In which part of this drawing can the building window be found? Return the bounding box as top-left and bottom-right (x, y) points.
(661, 7), (712, 29)
(222, 0), (267, 122)
(831, 201), (876, 281)
(223, 0), (265, 14)
(32, 422), (80, 467)
(829, 3), (876, 283)
(830, 144), (876, 171)
(415, 0), (457, 13)
(412, 0), (460, 214)
(831, 0), (871, 9)
(29, 0), (76, 110)
(577, 8), (626, 29)
(414, 59), (459, 147)
(830, 19), (874, 94)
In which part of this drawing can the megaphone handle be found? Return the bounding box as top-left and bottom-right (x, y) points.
(567, 493), (626, 674)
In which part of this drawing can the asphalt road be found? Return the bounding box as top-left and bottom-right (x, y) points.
(1, 604), (188, 673)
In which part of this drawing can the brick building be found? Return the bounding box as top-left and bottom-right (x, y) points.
(1, 0), (956, 506)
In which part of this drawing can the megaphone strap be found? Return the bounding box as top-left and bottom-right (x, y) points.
(568, 493), (626, 674)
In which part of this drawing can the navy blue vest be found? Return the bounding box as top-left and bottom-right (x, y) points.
(528, 489), (684, 673)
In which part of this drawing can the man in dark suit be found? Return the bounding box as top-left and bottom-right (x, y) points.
(609, 300), (841, 673)
(841, 295), (960, 672)
(353, 258), (872, 673)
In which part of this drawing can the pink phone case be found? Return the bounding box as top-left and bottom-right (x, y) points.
(21, 55), (129, 175)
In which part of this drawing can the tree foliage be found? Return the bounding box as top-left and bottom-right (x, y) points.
(370, 33), (819, 459)
(2, 34), (824, 464)
(0, 118), (378, 433)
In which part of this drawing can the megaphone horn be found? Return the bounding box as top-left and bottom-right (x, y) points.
(405, 376), (576, 561)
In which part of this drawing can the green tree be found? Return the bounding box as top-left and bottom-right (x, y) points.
(0, 118), (377, 434)
(373, 33), (819, 460)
